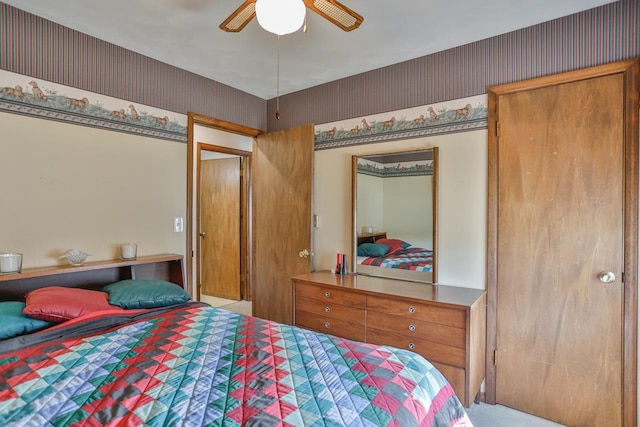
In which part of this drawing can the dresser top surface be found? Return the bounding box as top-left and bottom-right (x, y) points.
(292, 272), (485, 307)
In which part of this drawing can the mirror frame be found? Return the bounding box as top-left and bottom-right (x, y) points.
(351, 147), (438, 283)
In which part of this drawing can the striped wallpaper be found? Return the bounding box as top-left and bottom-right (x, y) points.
(267, 0), (640, 132)
(0, 2), (267, 131)
(1, 1), (638, 135)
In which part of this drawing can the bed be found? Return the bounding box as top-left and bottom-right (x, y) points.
(0, 257), (471, 426)
(357, 238), (433, 272)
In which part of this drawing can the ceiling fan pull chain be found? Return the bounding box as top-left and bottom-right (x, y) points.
(275, 34), (281, 120)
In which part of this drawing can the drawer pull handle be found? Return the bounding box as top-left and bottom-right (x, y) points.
(408, 343), (415, 350)
(324, 291), (331, 298)
(408, 306), (415, 313)
(408, 324), (416, 332)
(325, 307), (331, 313)
(324, 322), (331, 328)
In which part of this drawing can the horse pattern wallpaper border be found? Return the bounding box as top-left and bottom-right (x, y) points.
(314, 94), (487, 150)
(357, 158), (434, 178)
(1, 69), (486, 148)
(0, 69), (188, 142)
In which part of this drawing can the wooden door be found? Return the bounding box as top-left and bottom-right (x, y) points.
(252, 124), (314, 324)
(488, 61), (638, 426)
(200, 157), (241, 300)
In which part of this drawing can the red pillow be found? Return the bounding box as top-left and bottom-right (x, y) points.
(24, 286), (124, 323)
(375, 238), (407, 251)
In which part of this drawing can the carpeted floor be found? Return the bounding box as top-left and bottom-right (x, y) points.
(220, 300), (252, 316)
(200, 295), (253, 316)
(466, 403), (566, 426)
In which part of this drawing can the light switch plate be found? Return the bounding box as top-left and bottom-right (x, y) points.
(174, 217), (184, 233)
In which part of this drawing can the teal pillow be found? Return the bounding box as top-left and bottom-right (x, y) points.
(103, 280), (190, 309)
(0, 301), (54, 340)
(357, 243), (391, 257)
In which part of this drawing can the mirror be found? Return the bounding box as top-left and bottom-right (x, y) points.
(352, 148), (437, 283)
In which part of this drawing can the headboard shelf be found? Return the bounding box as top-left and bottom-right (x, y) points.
(356, 231), (387, 246)
(0, 254), (184, 301)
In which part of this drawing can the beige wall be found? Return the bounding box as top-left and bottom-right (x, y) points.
(3, 111), (487, 291)
(314, 130), (488, 289)
(357, 173), (433, 249)
(356, 173), (384, 233)
(0, 112), (186, 268)
(383, 175), (433, 249)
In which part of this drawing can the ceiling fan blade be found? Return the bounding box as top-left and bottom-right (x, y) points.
(303, 0), (363, 31)
(219, 0), (257, 32)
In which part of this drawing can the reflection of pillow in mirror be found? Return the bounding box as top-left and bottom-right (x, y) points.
(358, 243), (390, 257)
(375, 238), (410, 250)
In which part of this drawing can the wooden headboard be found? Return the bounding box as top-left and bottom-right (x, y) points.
(0, 254), (184, 302)
(356, 231), (387, 246)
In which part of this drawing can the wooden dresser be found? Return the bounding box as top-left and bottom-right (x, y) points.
(292, 272), (486, 407)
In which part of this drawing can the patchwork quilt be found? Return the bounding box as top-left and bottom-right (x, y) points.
(0, 303), (471, 426)
(361, 248), (434, 272)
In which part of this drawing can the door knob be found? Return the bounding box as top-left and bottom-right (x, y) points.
(299, 249), (310, 258)
(199, 232), (206, 238)
(598, 271), (616, 284)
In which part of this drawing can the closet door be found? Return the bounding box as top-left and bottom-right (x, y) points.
(200, 157), (241, 300)
(487, 60), (638, 426)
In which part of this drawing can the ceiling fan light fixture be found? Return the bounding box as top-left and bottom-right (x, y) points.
(256, 0), (306, 35)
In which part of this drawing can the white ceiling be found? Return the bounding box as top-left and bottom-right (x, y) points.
(2, 0), (616, 100)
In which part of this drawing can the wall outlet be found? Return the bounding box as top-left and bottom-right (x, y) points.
(174, 217), (184, 233)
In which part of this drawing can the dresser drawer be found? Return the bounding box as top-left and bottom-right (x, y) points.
(367, 314), (465, 349)
(367, 295), (466, 328)
(295, 295), (365, 325)
(295, 311), (366, 342)
(367, 328), (466, 368)
(295, 282), (366, 308)
(430, 361), (467, 405)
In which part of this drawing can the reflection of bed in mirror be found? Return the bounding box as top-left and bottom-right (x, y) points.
(353, 148), (437, 283)
(357, 233), (433, 269)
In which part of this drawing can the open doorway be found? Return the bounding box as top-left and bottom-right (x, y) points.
(187, 113), (262, 315)
(187, 114), (314, 323)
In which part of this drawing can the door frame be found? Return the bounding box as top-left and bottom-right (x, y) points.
(197, 143), (251, 301)
(187, 113), (263, 300)
(485, 60), (639, 425)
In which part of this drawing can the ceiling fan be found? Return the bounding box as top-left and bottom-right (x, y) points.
(220, 0), (364, 33)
